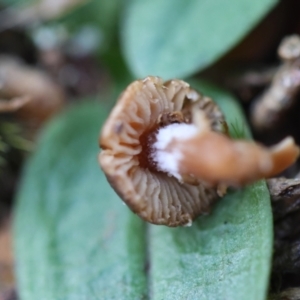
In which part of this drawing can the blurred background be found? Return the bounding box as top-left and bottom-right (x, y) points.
(0, 0), (300, 299)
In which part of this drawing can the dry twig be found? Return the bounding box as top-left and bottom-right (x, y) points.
(0, 56), (65, 125)
(251, 35), (300, 130)
(268, 178), (300, 274)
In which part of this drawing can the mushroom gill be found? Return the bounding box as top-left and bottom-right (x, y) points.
(99, 76), (299, 227)
(99, 77), (224, 226)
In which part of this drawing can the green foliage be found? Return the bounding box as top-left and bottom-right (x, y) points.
(14, 103), (147, 300)
(150, 183), (272, 300)
(121, 0), (278, 78)
(0, 122), (33, 151)
(0, 121), (33, 171)
(230, 120), (247, 140)
(14, 84), (273, 300)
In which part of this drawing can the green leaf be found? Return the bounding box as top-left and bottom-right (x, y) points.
(14, 82), (273, 300)
(149, 182), (272, 300)
(121, 0), (278, 78)
(148, 80), (273, 300)
(14, 102), (147, 300)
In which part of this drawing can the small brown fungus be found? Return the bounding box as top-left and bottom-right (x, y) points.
(99, 76), (299, 227)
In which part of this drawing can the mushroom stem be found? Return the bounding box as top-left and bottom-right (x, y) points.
(152, 123), (299, 186)
(268, 137), (300, 176)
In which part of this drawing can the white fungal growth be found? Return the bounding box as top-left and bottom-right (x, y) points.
(152, 123), (198, 179)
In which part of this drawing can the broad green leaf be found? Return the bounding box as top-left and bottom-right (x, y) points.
(149, 182), (272, 300)
(122, 0), (278, 78)
(149, 80), (273, 300)
(14, 102), (147, 300)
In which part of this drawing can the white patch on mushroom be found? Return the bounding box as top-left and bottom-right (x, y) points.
(183, 218), (193, 227)
(152, 123), (198, 179)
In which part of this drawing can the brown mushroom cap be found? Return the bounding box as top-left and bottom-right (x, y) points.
(99, 77), (224, 226)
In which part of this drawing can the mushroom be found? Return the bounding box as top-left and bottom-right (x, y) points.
(99, 76), (299, 227)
